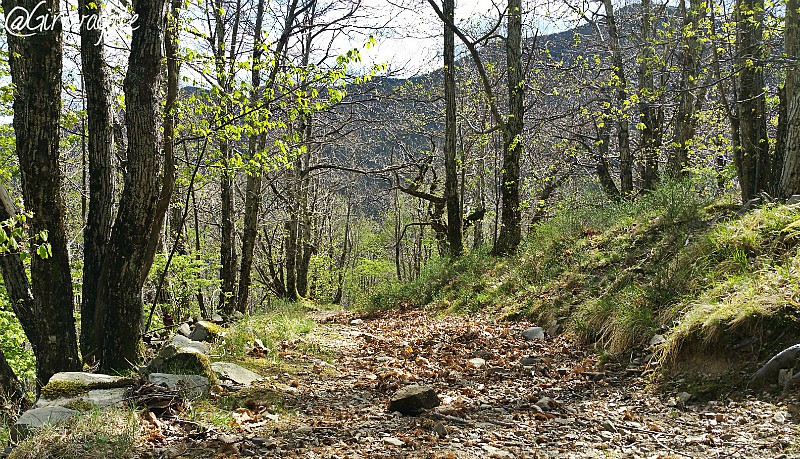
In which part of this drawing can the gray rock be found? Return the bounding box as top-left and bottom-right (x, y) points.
(648, 334), (666, 346)
(172, 334), (209, 354)
(148, 373), (210, 399)
(211, 362), (263, 386)
(211, 313), (224, 323)
(177, 323), (192, 337)
(350, 319), (364, 325)
(11, 406), (79, 442)
(189, 321), (216, 341)
(469, 357), (486, 368)
(677, 392), (692, 403)
(522, 327), (545, 340)
(788, 195), (800, 206)
(231, 311), (245, 321)
(433, 421), (448, 438)
(47, 372), (133, 389)
(383, 437), (404, 447)
(388, 385), (440, 415)
(519, 355), (537, 367)
(35, 387), (129, 410)
(144, 345), (214, 380)
(536, 396), (557, 411)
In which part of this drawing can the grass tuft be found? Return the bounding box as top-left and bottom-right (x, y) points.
(8, 407), (139, 459)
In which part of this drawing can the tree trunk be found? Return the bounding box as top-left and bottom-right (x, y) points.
(639, 0), (660, 191)
(669, 0), (705, 178)
(219, 143), (237, 312)
(493, 0), (523, 255)
(735, 0), (770, 201)
(779, 0), (800, 198)
(79, 0), (115, 363)
(602, 0), (633, 195)
(3, 0), (81, 384)
(595, 117), (621, 199)
(0, 349), (24, 406)
(443, 0), (462, 257)
(94, 0), (170, 372)
(0, 182), (40, 380)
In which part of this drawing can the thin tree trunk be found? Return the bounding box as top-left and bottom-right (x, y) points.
(79, 0), (115, 363)
(735, 0), (770, 201)
(669, 0), (705, 178)
(443, 0), (462, 257)
(94, 0), (170, 372)
(0, 349), (24, 406)
(602, 0), (633, 195)
(639, 0), (659, 191)
(3, 0), (81, 384)
(493, 0), (524, 255)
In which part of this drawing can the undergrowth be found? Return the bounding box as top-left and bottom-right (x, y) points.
(8, 407), (139, 459)
(363, 180), (800, 370)
(215, 299), (316, 361)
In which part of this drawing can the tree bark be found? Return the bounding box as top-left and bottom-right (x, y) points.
(779, 0), (800, 198)
(94, 0), (169, 372)
(735, 0), (771, 201)
(639, 0), (660, 191)
(0, 348), (24, 406)
(79, 0), (115, 363)
(493, 0), (524, 255)
(602, 0), (633, 195)
(3, 0), (81, 384)
(443, 0), (462, 257)
(0, 182), (40, 378)
(669, 0), (705, 178)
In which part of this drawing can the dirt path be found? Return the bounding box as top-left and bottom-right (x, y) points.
(145, 310), (799, 458)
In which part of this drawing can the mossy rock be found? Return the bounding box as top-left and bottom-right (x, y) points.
(40, 380), (89, 400)
(189, 320), (226, 342)
(145, 346), (217, 382)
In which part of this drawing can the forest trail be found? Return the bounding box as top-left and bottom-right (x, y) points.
(142, 310), (798, 458)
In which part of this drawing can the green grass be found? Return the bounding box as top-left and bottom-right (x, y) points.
(214, 299), (316, 361)
(8, 407), (139, 459)
(363, 180), (800, 372)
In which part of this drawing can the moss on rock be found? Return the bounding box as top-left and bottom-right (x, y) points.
(40, 380), (89, 400)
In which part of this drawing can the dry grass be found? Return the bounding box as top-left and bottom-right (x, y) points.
(9, 407), (139, 459)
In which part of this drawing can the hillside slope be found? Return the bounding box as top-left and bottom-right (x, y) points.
(366, 182), (800, 385)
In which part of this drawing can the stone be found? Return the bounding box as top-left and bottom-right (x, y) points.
(469, 357), (486, 368)
(11, 406), (79, 442)
(648, 334), (666, 346)
(383, 437), (405, 446)
(189, 320), (224, 342)
(522, 327), (545, 340)
(148, 373), (210, 399)
(519, 355), (537, 367)
(211, 313), (224, 323)
(172, 334), (210, 354)
(211, 362), (263, 386)
(388, 384), (440, 415)
(677, 392), (692, 403)
(433, 421), (448, 438)
(536, 396), (557, 412)
(788, 195), (800, 206)
(178, 323), (192, 337)
(231, 311), (245, 321)
(46, 372), (133, 390)
(350, 319), (364, 325)
(145, 345), (216, 381)
(40, 372), (135, 402)
(35, 387), (129, 410)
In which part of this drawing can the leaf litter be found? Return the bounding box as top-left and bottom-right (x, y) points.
(133, 310), (800, 458)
